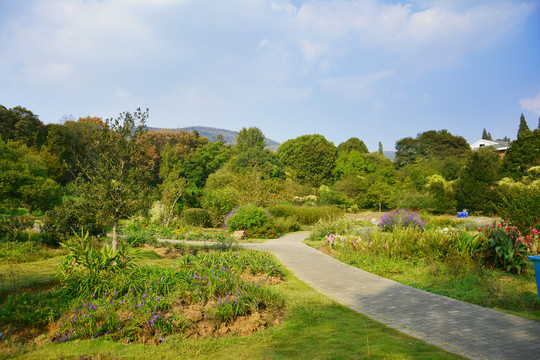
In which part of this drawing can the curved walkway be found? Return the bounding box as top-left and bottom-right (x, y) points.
(160, 233), (540, 360)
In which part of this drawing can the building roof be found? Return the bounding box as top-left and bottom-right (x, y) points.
(470, 139), (509, 151)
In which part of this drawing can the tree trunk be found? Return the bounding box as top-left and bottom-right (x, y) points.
(379, 202), (382, 213)
(112, 217), (119, 251)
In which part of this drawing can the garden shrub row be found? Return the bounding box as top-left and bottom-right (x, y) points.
(268, 204), (343, 225)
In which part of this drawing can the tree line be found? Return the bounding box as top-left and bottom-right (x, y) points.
(1, 105), (539, 247)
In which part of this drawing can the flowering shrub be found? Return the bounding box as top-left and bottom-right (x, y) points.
(517, 228), (540, 255)
(480, 222), (529, 273)
(324, 233), (389, 255)
(311, 218), (354, 240)
(379, 209), (425, 231)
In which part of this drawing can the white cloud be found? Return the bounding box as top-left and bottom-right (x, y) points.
(299, 39), (326, 63)
(293, 1), (535, 67)
(520, 92), (540, 115)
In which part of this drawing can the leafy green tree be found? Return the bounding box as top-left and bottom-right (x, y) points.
(43, 119), (103, 184)
(395, 130), (470, 169)
(501, 116), (540, 179)
(235, 127), (266, 153)
(362, 153), (396, 185)
(75, 108), (155, 251)
(0, 105), (47, 149)
(394, 137), (419, 168)
(365, 180), (394, 212)
(518, 113), (530, 136)
(482, 128), (492, 140)
(180, 142), (231, 188)
(397, 163), (437, 191)
(277, 134), (336, 187)
(160, 173), (187, 227)
(425, 174), (457, 214)
(378, 141), (383, 155)
(455, 147), (501, 213)
(230, 147), (284, 180)
(0, 138), (61, 212)
(334, 153), (396, 208)
(334, 150), (372, 178)
(336, 137), (368, 155)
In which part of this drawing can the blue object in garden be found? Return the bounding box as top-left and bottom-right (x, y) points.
(457, 211), (469, 218)
(528, 255), (540, 303)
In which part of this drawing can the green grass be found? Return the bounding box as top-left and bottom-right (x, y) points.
(1, 249), (464, 360)
(0, 257), (61, 293)
(0, 241), (67, 264)
(311, 240), (540, 322)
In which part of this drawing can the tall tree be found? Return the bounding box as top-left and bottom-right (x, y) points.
(378, 141), (383, 155)
(455, 147), (501, 213)
(76, 108), (155, 251)
(394, 130), (470, 170)
(337, 137), (369, 155)
(482, 128), (492, 140)
(0, 138), (61, 211)
(235, 127), (266, 153)
(501, 124), (540, 179)
(277, 134), (336, 187)
(230, 147), (284, 180)
(518, 113), (530, 137)
(0, 105), (47, 149)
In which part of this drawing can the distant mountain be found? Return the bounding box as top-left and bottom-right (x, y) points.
(383, 151), (395, 160)
(151, 126), (281, 151)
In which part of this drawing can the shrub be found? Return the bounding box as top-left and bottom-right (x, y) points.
(311, 218), (353, 240)
(245, 220), (279, 239)
(59, 231), (137, 297)
(268, 204), (343, 225)
(201, 188), (238, 227)
(379, 209), (425, 231)
(42, 198), (106, 245)
(497, 186), (540, 234)
(182, 208), (211, 227)
(275, 216), (301, 234)
(0, 214), (33, 242)
(225, 205), (279, 239)
(481, 223), (529, 273)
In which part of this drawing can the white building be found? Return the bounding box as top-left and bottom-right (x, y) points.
(470, 139), (509, 158)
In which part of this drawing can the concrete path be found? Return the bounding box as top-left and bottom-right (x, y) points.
(159, 234), (540, 360)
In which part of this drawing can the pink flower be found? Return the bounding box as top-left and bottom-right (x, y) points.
(517, 237), (522, 242)
(506, 226), (510, 231)
(532, 229), (538, 235)
(497, 224), (502, 228)
(478, 228), (482, 232)
(526, 235), (532, 243)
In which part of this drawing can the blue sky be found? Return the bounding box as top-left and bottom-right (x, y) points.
(1, 0), (539, 151)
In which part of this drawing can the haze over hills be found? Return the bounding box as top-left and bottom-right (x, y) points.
(150, 126), (281, 151)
